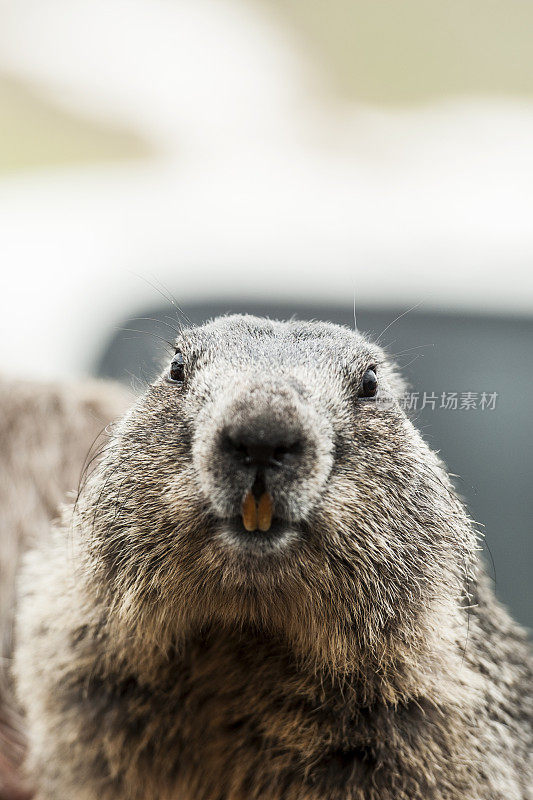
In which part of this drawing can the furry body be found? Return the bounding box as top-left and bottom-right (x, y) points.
(10, 317), (533, 799)
(0, 378), (130, 800)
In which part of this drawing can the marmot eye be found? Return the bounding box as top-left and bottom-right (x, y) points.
(360, 367), (378, 398)
(168, 351), (184, 384)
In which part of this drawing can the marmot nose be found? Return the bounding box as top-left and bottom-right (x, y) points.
(224, 434), (302, 470)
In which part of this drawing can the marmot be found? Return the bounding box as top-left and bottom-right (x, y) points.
(10, 316), (533, 799)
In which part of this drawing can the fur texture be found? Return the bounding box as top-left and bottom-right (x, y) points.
(0, 378), (130, 800)
(11, 316), (533, 799)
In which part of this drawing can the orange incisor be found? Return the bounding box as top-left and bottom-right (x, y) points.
(241, 491), (273, 532)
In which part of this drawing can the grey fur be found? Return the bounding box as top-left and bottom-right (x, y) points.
(10, 316), (533, 799)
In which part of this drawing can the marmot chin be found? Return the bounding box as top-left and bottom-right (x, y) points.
(11, 316), (533, 799)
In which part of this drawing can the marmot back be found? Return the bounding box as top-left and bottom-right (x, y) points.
(0, 378), (130, 800)
(10, 316), (533, 799)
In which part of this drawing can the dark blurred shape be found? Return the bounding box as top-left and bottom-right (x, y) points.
(96, 302), (533, 630)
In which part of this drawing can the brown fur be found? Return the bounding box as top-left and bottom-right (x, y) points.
(7, 317), (533, 799)
(0, 378), (130, 800)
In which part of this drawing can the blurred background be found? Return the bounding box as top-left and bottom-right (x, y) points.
(0, 0), (531, 626)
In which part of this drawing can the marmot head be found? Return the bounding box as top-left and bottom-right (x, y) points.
(80, 316), (477, 684)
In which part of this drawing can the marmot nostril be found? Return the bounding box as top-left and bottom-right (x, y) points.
(224, 434), (302, 469)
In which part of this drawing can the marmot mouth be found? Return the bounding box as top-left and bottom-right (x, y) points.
(214, 515), (301, 551)
(228, 515), (290, 538)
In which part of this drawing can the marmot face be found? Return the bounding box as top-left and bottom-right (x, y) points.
(83, 315), (475, 668)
